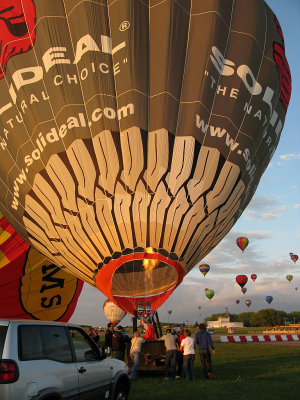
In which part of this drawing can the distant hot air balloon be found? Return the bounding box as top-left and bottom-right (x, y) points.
(103, 299), (126, 324)
(168, 310), (172, 315)
(289, 253), (298, 263)
(286, 275), (293, 282)
(295, 287), (298, 291)
(225, 307), (229, 314)
(245, 299), (251, 308)
(265, 296), (273, 304)
(199, 264), (210, 277)
(236, 300), (240, 304)
(236, 237), (249, 253)
(241, 287), (247, 295)
(251, 274), (257, 282)
(236, 275), (248, 288)
(0, 0), (291, 316)
(198, 306), (201, 310)
(205, 289), (215, 301)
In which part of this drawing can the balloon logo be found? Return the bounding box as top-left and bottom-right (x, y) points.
(241, 287), (247, 295)
(199, 264), (210, 277)
(286, 275), (293, 282)
(265, 296), (273, 304)
(251, 274), (257, 282)
(235, 300), (240, 304)
(103, 299), (126, 324)
(0, 1), (291, 316)
(245, 299), (251, 308)
(289, 253), (298, 263)
(205, 289), (215, 301)
(236, 275), (248, 288)
(236, 237), (249, 253)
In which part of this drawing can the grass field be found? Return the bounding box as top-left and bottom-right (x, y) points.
(128, 343), (300, 400)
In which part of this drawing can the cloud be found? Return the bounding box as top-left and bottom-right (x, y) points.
(242, 196), (286, 221)
(294, 204), (300, 209)
(279, 153), (300, 160)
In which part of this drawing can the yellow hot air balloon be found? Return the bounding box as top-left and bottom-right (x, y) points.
(0, 0), (291, 315)
(0, 213), (83, 320)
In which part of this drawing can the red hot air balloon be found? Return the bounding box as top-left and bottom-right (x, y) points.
(245, 299), (251, 308)
(289, 253), (298, 263)
(236, 300), (240, 304)
(236, 275), (248, 288)
(236, 237), (249, 253)
(241, 287), (247, 295)
(251, 274), (257, 282)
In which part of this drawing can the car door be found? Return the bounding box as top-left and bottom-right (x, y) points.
(68, 327), (111, 400)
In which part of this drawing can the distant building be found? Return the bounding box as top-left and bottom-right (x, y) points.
(207, 316), (243, 328)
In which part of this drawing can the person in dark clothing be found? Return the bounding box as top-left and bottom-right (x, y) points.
(104, 323), (114, 349)
(194, 323), (216, 380)
(112, 326), (130, 361)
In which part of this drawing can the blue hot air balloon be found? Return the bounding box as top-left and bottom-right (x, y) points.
(265, 296), (273, 304)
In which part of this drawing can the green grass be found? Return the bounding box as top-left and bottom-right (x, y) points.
(128, 343), (300, 400)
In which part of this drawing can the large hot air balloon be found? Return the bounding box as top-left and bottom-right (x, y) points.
(0, 213), (83, 320)
(235, 300), (240, 304)
(103, 299), (126, 324)
(241, 287), (247, 295)
(251, 274), (257, 282)
(236, 275), (248, 288)
(199, 264), (210, 277)
(286, 275), (293, 282)
(289, 253), (298, 263)
(236, 237), (249, 253)
(245, 299), (251, 308)
(0, 0), (291, 316)
(205, 289), (215, 301)
(265, 296), (273, 304)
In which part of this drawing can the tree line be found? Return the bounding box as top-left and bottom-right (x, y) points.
(204, 309), (300, 327)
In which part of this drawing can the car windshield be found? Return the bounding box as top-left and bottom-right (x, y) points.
(0, 326), (8, 358)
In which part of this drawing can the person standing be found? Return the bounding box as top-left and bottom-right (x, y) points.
(180, 330), (195, 380)
(194, 323), (216, 380)
(175, 328), (186, 379)
(129, 331), (145, 380)
(112, 326), (126, 361)
(104, 323), (114, 349)
(158, 328), (178, 380)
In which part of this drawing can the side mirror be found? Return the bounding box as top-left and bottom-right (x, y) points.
(102, 346), (111, 358)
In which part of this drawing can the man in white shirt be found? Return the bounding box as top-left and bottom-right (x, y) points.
(129, 331), (145, 380)
(180, 330), (195, 380)
(158, 328), (178, 380)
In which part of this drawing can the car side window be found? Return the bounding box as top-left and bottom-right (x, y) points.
(68, 328), (101, 362)
(42, 326), (73, 363)
(19, 326), (44, 361)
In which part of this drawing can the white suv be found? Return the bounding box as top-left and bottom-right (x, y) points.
(0, 319), (130, 400)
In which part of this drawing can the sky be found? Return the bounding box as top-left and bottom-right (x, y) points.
(69, 0), (300, 328)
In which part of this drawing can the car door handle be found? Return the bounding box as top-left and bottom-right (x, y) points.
(78, 367), (86, 374)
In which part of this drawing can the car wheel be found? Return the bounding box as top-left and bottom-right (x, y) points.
(114, 383), (129, 400)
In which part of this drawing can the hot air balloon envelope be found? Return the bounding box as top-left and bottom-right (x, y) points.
(236, 275), (248, 288)
(286, 275), (293, 282)
(199, 264), (210, 277)
(205, 289), (215, 301)
(236, 300), (240, 304)
(265, 296), (273, 304)
(236, 237), (249, 253)
(241, 287), (247, 295)
(251, 274), (257, 282)
(290, 254), (298, 263)
(0, 213), (83, 320)
(245, 299), (251, 308)
(0, 0), (291, 316)
(103, 299), (126, 324)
